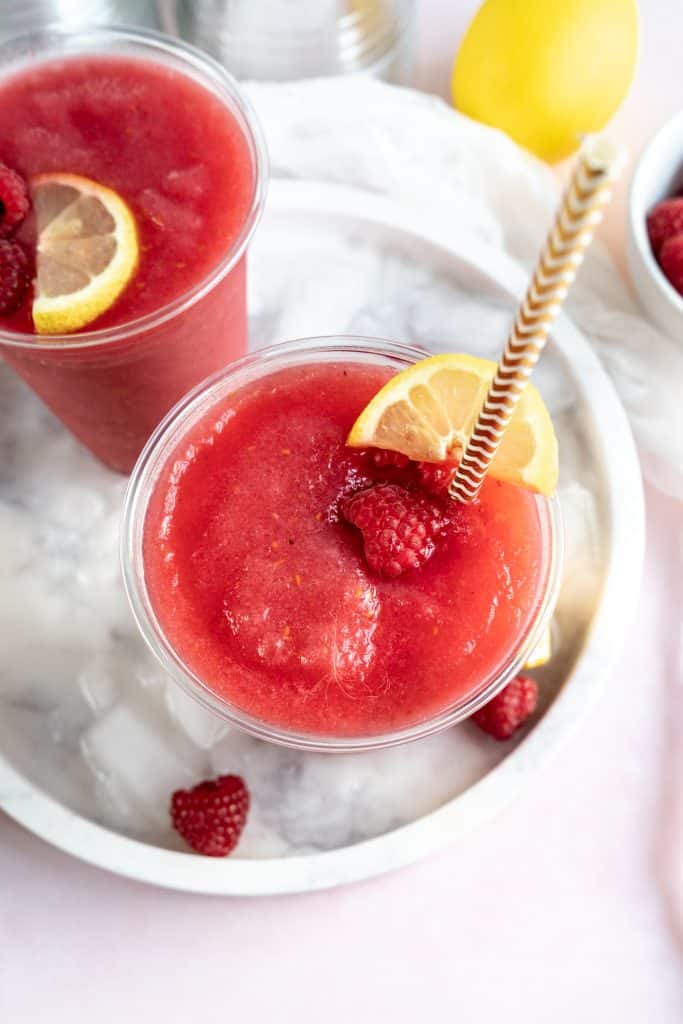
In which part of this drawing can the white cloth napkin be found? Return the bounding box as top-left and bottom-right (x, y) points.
(246, 77), (683, 501)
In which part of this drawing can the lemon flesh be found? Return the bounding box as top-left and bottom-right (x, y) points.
(452, 0), (639, 162)
(32, 173), (139, 335)
(346, 353), (558, 496)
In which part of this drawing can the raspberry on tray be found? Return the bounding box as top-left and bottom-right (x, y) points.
(171, 774), (250, 857)
(471, 675), (538, 741)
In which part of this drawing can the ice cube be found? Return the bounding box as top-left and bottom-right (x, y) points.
(162, 166), (209, 202)
(0, 703), (97, 820)
(407, 283), (511, 358)
(249, 227), (380, 342)
(138, 188), (202, 240)
(554, 479), (602, 642)
(0, 572), (109, 696)
(270, 729), (499, 849)
(211, 728), (286, 787)
(45, 483), (106, 532)
(211, 725), (504, 853)
(133, 656), (169, 693)
(0, 502), (34, 575)
(92, 775), (139, 833)
(234, 817), (292, 859)
(78, 652), (124, 715)
(558, 480), (601, 567)
(81, 701), (207, 831)
(76, 510), (133, 636)
(165, 683), (230, 750)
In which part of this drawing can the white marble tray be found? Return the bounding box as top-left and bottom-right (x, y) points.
(0, 181), (644, 894)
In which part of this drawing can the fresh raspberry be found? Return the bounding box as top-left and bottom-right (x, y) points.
(171, 774), (249, 857)
(659, 234), (683, 296)
(647, 197), (683, 257)
(364, 447), (411, 470)
(471, 675), (538, 741)
(0, 239), (30, 314)
(342, 482), (449, 578)
(0, 162), (30, 236)
(416, 459), (460, 498)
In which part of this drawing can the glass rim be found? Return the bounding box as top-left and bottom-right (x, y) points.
(121, 335), (564, 754)
(0, 24), (269, 351)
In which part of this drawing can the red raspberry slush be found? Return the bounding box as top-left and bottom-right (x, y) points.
(0, 50), (260, 472)
(142, 362), (549, 737)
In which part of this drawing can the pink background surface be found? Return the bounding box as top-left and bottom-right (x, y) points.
(2, 2), (682, 1019)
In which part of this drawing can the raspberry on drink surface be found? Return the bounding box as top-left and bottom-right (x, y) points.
(341, 482), (450, 578)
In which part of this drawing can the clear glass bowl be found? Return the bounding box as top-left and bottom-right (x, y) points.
(121, 336), (564, 753)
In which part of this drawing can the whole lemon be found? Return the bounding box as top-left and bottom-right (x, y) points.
(452, 0), (639, 162)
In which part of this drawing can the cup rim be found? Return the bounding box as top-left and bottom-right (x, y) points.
(0, 24), (269, 350)
(121, 335), (564, 753)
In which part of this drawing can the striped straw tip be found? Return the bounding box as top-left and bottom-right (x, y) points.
(580, 134), (628, 175)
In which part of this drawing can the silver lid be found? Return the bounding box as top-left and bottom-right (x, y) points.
(158, 0), (415, 80)
(0, 0), (158, 38)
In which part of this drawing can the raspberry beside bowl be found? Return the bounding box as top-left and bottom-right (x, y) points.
(628, 109), (683, 339)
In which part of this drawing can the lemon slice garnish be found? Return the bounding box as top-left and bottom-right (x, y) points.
(32, 173), (138, 335)
(347, 353), (558, 495)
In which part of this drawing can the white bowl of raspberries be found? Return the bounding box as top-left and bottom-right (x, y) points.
(628, 110), (683, 338)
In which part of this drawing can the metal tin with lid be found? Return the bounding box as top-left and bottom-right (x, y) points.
(157, 0), (416, 83)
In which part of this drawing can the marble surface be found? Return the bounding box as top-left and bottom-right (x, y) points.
(0, 188), (617, 874)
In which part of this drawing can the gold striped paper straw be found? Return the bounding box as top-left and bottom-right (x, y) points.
(449, 135), (626, 504)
